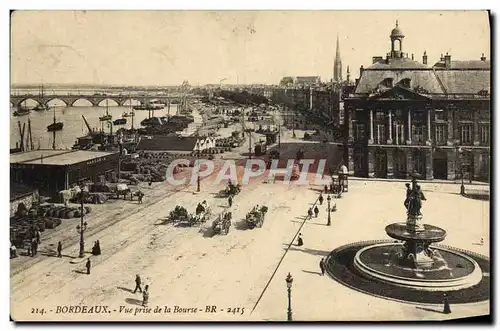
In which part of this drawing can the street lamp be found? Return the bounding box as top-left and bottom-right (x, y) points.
(76, 186), (88, 258)
(196, 142), (201, 193)
(327, 195), (331, 226)
(285, 272), (293, 321)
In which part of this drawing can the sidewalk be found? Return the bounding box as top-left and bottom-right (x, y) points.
(348, 176), (490, 187)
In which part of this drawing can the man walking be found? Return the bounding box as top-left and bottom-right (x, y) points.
(318, 194), (324, 205)
(86, 258), (91, 275)
(307, 208), (313, 218)
(134, 274), (143, 294)
(314, 205), (319, 218)
(319, 258), (326, 276)
(57, 241), (62, 258)
(228, 195), (233, 208)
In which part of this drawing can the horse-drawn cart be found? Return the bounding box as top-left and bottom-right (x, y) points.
(219, 181), (241, 197)
(212, 211), (232, 235)
(245, 205), (268, 229)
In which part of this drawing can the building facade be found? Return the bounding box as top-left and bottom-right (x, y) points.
(343, 22), (490, 181)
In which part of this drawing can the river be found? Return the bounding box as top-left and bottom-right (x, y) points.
(10, 103), (179, 150)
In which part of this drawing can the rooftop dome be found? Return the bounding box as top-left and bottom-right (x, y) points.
(390, 21), (404, 37)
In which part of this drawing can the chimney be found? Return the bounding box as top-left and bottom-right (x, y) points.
(440, 53), (445, 61)
(411, 53), (414, 60)
(360, 65), (364, 76)
(481, 53), (486, 61)
(422, 51), (428, 65)
(444, 52), (451, 69)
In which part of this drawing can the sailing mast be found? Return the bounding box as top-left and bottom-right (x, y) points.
(52, 107), (56, 149)
(130, 92), (134, 130)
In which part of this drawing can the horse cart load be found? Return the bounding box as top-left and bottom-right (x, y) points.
(212, 211), (232, 235)
(220, 181), (241, 197)
(167, 202), (212, 227)
(245, 205), (269, 229)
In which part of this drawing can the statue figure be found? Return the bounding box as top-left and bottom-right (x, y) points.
(407, 183), (426, 217)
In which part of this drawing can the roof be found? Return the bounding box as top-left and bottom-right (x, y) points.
(10, 182), (37, 201)
(10, 149), (117, 166)
(433, 60), (490, 69)
(355, 60), (490, 95)
(136, 136), (198, 152)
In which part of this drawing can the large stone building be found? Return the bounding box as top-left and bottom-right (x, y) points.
(343, 22), (490, 181)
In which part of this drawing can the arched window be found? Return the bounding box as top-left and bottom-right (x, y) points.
(381, 78), (394, 88)
(398, 78), (412, 89)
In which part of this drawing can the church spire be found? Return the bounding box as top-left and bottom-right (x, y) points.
(334, 34), (343, 83)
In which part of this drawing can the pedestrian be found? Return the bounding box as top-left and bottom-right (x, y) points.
(228, 195), (233, 208)
(57, 241), (62, 258)
(314, 206), (319, 218)
(86, 258), (91, 275)
(324, 185), (328, 194)
(133, 274), (143, 293)
(319, 194), (324, 205)
(297, 233), (304, 247)
(142, 285), (149, 307)
(31, 239), (38, 257)
(148, 180), (152, 187)
(443, 293), (451, 314)
(36, 230), (41, 244)
(319, 258), (326, 276)
(307, 208), (313, 218)
(95, 240), (101, 255)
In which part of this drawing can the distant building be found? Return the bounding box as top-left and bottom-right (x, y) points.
(344, 21), (490, 181)
(136, 136), (216, 155)
(294, 76), (321, 87)
(279, 77), (294, 87)
(333, 35), (343, 83)
(10, 149), (120, 198)
(10, 182), (38, 218)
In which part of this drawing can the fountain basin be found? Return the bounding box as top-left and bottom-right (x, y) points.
(385, 223), (447, 242)
(353, 243), (483, 291)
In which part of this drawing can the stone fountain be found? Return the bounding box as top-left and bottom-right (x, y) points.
(352, 176), (483, 292)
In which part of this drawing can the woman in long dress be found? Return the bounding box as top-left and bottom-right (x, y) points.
(142, 285), (149, 307)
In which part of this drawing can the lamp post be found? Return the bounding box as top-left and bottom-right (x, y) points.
(76, 186), (88, 258)
(285, 273), (293, 321)
(327, 195), (331, 226)
(197, 143), (201, 193)
(292, 107), (296, 138)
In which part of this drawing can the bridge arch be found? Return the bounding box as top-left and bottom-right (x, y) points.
(71, 98), (95, 107)
(122, 99), (142, 106)
(97, 98), (119, 107)
(16, 98), (41, 108)
(46, 98), (68, 107)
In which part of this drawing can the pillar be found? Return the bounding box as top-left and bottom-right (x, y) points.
(426, 109), (432, 146)
(348, 109), (354, 141)
(453, 109), (460, 144)
(425, 149), (434, 180)
(368, 148), (375, 178)
(369, 109), (374, 144)
(406, 149), (414, 178)
(347, 147), (355, 176)
(473, 110), (480, 146)
(387, 110), (393, 144)
(387, 149), (394, 179)
(406, 109), (412, 145)
(446, 149), (457, 180)
(447, 107), (454, 146)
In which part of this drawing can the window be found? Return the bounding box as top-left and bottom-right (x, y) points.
(398, 78), (411, 89)
(435, 109), (446, 121)
(394, 150), (406, 173)
(480, 124), (490, 145)
(382, 78), (394, 88)
(354, 123), (365, 141)
(435, 124), (447, 145)
(375, 151), (387, 173)
(460, 124), (473, 145)
(354, 152), (365, 172)
(375, 124), (386, 144)
(393, 122), (405, 145)
(412, 125), (425, 144)
(375, 111), (385, 121)
(459, 111), (473, 121)
(413, 151), (426, 175)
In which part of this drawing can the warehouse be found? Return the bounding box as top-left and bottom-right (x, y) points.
(10, 149), (119, 198)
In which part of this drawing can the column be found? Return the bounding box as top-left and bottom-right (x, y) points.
(387, 149), (394, 179)
(446, 107), (454, 146)
(473, 110), (480, 146)
(406, 109), (412, 145)
(387, 110), (393, 144)
(426, 109), (432, 146)
(406, 149), (414, 178)
(347, 109), (354, 142)
(369, 109), (374, 144)
(347, 147), (355, 176)
(368, 148), (375, 178)
(446, 149), (457, 180)
(425, 149), (434, 180)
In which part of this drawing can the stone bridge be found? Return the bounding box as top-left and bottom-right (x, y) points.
(10, 93), (199, 108)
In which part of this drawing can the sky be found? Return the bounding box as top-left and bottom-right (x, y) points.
(10, 10), (490, 86)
